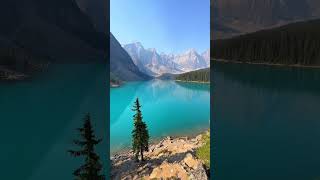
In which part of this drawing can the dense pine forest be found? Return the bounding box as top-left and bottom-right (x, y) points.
(212, 19), (320, 66)
(175, 68), (210, 82)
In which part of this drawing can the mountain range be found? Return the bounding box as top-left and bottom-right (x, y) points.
(212, 0), (320, 39)
(123, 43), (210, 77)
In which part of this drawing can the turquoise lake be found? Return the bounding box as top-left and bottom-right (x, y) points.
(110, 80), (210, 154)
(0, 64), (108, 180)
(213, 62), (320, 180)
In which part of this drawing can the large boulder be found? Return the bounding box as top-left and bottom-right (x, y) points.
(149, 161), (188, 180)
(184, 153), (200, 170)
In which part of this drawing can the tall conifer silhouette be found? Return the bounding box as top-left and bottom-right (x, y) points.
(68, 113), (104, 180)
(132, 98), (149, 161)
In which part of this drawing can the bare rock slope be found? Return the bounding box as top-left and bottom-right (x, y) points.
(212, 0), (320, 39)
(111, 134), (210, 180)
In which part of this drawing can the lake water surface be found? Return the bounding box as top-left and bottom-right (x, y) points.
(213, 62), (320, 180)
(110, 80), (210, 154)
(0, 64), (107, 180)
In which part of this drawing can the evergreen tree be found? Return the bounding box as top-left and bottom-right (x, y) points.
(68, 113), (104, 180)
(132, 98), (149, 162)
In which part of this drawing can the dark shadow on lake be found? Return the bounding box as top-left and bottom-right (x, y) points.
(213, 61), (320, 180)
(0, 64), (107, 180)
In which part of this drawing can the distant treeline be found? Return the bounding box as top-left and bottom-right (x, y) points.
(212, 19), (320, 66)
(176, 68), (210, 82)
(1, 47), (34, 71)
(110, 72), (122, 85)
(0, 47), (49, 74)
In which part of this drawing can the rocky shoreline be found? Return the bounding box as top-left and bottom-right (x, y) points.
(111, 133), (210, 180)
(110, 82), (121, 88)
(212, 58), (320, 69)
(0, 67), (28, 81)
(0, 62), (50, 81)
(175, 80), (210, 84)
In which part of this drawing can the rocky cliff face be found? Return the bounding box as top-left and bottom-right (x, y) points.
(174, 49), (209, 72)
(110, 34), (150, 81)
(0, 0), (107, 77)
(214, 0), (310, 24)
(123, 43), (183, 76)
(213, 0), (320, 39)
(75, 0), (108, 33)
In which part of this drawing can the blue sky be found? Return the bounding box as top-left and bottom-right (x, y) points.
(111, 0), (210, 54)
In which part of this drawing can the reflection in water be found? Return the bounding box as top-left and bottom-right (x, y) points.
(176, 81), (210, 92)
(213, 62), (320, 180)
(214, 62), (320, 93)
(110, 80), (210, 153)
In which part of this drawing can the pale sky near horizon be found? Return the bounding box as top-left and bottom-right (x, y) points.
(111, 0), (210, 54)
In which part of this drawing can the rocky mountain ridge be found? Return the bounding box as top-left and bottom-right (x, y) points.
(212, 0), (320, 39)
(123, 42), (210, 76)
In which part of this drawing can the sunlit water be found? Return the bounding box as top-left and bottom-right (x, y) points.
(110, 80), (210, 154)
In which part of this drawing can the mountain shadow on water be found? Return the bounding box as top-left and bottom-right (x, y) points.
(0, 64), (107, 179)
(212, 61), (320, 180)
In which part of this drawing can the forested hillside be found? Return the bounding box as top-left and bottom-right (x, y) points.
(176, 68), (210, 82)
(0, 0), (107, 80)
(212, 19), (320, 66)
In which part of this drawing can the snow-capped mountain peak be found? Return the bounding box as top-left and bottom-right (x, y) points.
(185, 48), (197, 54)
(123, 42), (210, 76)
(201, 49), (210, 66)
